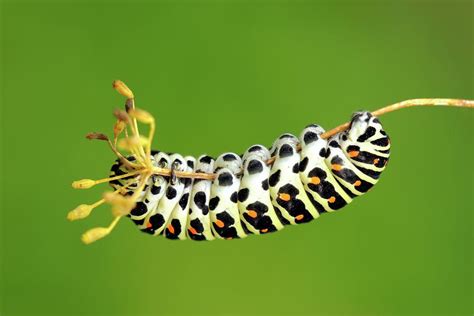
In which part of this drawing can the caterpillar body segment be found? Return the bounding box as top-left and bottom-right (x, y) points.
(150, 154), (187, 236)
(339, 113), (390, 177)
(130, 175), (164, 225)
(269, 134), (320, 225)
(326, 136), (377, 196)
(337, 112), (391, 189)
(138, 174), (168, 228)
(164, 156), (195, 240)
(238, 147), (285, 235)
(140, 152), (172, 235)
(187, 156), (216, 241)
(298, 124), (353, 213)
(209, 167), (248, 239)
(209, 153), (248, 239)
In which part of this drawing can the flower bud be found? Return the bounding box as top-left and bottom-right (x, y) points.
(117, 136), (149, 151)
(112, 80), (134, 99)
(72, 179), (96, 189)
(113, 109), (131, 123)
(113, 120), (126, 138)
(85, 132), (109, 141)
(104, 192), (135, 217)
(67, 204), (93, 221)
(129, 108), (154, 124)
(81, 227), (110, 244)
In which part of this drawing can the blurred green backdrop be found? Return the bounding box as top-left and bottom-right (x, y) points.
(1, 0), (472, 315)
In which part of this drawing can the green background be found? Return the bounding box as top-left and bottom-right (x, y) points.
(1, 0), (472, 315)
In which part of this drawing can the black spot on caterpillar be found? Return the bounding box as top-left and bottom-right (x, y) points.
(247, 160), (263, 174)
(217, 172), (233, 186)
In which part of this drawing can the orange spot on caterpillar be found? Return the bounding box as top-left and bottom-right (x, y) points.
(373, 158), (380, 165)
(328, 196), (336, 203)
(146, 222), (152, 229)
(188, 227), (198, 235)
(167, 224), (175, 234)
(278, 193), (291, 201)
(331, 164), (343, 171)
(261, 228), (269, 233)
(354, 180), (361, 187)
(295, 214), (304, 221)
(348, 151), (359, 158)
(310, 176), (321, 185)
(247, 210), (258, 218)
(215, 219), (225, 228)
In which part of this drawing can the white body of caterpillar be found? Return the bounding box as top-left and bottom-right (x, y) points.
(109, 111), (390, 241)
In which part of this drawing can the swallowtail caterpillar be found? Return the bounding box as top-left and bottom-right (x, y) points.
(68, 80), (473, 244)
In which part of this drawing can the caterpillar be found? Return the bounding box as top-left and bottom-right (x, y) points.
(68, 80), (473, 244)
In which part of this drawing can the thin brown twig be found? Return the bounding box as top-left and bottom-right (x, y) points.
(138, 98), (473, 181)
